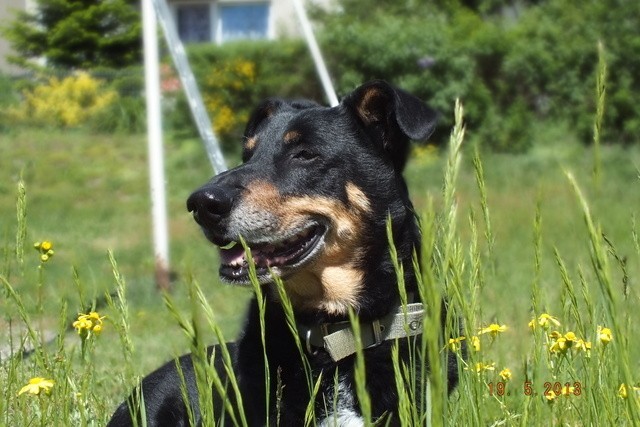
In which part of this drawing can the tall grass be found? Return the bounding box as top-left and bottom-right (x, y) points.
(2, 67), (640, 425)
(3, 147), (640, 425)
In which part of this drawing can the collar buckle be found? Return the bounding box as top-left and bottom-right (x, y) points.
(367, 319), (384, 348)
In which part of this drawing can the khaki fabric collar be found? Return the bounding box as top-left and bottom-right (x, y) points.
(299, 302), (425, 362)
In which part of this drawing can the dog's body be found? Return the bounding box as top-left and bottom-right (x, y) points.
(108, 81), (458, 426)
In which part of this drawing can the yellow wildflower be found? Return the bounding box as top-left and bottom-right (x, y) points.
(499, 368), (512, 381)
(447, 336), (466, 352)
(549, 337), (567, 354)
(18, 377), (54, 396)
(471, 336), (481, 352)
(545, 390), (558, 402)
(575, 339), (592, 355)
(34, 241), (55, 262)
(529, 313), (561, 330)
(479, 324), (507, 338)
(561, 385), (575, 396)
(598, 326), (613, 346)
(549, 330), (562, 340)
(619, 384), (628, 399)
(549, 331), (580, 354)
(72, 311), (106, 339)
(563, 331), (577, 347)
(618, 383), (640, 399)
(466, 362), (495, 374)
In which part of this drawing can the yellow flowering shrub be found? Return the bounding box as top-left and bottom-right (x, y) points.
(203, 59), (256, 143)
(12, 72), (118, 128)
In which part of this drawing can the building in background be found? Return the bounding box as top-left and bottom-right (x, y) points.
(0, 0), (330, 73)
(168, 0), (328, 44)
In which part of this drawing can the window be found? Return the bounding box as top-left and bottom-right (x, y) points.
(173, 1), (271, 44)
(176, 4), (211, 43)
(218, 3), (269, 43)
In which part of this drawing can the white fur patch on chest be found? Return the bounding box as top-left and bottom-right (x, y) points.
(317, 378), (364, 427)
(318, 411), (364, 427)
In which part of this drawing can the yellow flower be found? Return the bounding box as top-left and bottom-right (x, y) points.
(561, 385), (575, 396)
(618, 383), (640, 399)
(563, 331), (577, 347)
(549, 330), (562, 340)
(471, 336), (481, 352)
(549, 337), (567, 354)
(447, 336), (466, 352)
(479, 324), (507, 338)
(598, 326), (613, 345)
(499, 368), (512, 381)
(529, 313), (561, 330)
(34, 241), (55, 262)
(72, 311), (106, 339)
(73, 317), (92, 330)
(466, 362), (495, 374)
(549, 331), (581, 355)
(18, 377), (54, 396)
(619, 383), (628, 399)
(545, 390), (558, 402)
(575, 339), (592, 355)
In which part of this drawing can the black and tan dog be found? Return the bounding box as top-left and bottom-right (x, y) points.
(108, 80), (458, 426)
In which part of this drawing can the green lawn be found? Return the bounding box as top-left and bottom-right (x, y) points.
(1, 124), (639, 424)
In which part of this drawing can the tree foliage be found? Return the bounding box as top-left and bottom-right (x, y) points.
(316, 0), (640, 149)
(2, 0), (141, 69)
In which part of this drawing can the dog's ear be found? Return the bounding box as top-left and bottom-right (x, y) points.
(243, 98), (283, 139)
(343, 80), (438, 169)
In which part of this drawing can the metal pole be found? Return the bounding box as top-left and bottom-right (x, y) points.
(142, 0), (170, 290)
(291, 0), (339, 107)
(151, 0), (227, 174)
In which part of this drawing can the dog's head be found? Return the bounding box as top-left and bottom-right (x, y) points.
(187, 81), (437, 316)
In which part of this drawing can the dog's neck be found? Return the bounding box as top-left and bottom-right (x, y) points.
(297, 293), (423, 361)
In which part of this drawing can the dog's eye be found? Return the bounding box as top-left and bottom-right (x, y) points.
(291, 149), (318, 162)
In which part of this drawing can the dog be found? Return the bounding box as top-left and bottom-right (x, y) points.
(108, 80), (459, 426)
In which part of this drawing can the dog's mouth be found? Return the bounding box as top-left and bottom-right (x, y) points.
(218, 223), (327, 284)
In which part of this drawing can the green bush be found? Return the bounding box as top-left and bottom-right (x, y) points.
(511, 1), (633, 147)
(317, 0), (640, 150)
(0, 73), (21, 132)
(319, 7), (534, 151)
(89, 68), (146, 134)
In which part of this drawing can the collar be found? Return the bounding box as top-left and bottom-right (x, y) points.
(298, 302), (425, 362)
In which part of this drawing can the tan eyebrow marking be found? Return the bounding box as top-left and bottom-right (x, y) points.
(283, 130), (301, 144)
(245, 136), (258, 150)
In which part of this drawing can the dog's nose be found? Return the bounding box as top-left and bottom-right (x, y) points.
(186, 186), (234, 228)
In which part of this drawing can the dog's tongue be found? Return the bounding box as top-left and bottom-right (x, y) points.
(218, 228), (319, 270)
(219, 244), (280, 268)
(219, 245), (245, 266)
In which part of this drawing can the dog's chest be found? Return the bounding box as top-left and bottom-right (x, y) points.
(316, 378), (364, 427)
